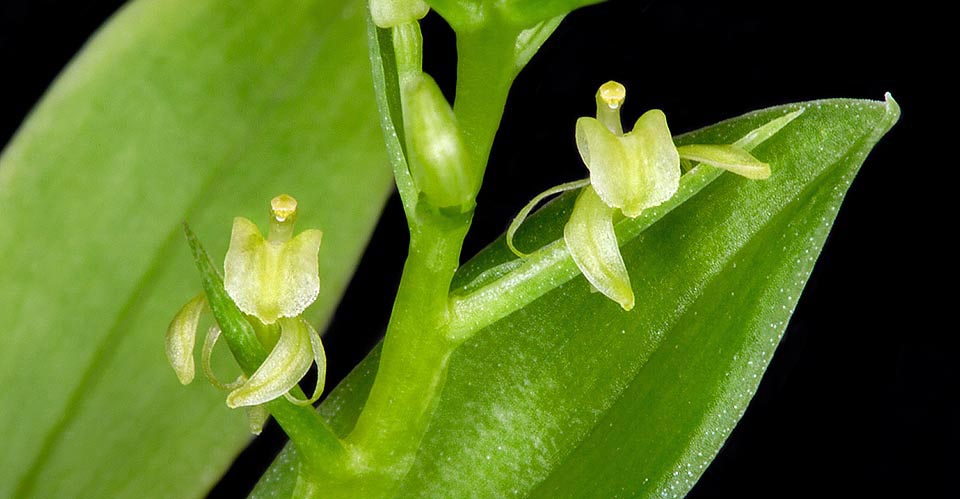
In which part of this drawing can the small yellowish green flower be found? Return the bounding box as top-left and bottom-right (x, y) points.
(576, 82), (681, 219)
(165, 194), (327, 433)
(508, 81), (784, 311)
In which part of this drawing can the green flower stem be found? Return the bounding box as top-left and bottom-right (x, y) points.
(183, 225), (349, 477)
(327, 21), (529, 495)
(344, 213), (470, 484)
(453, 25), (522, 172)
(393, 21), (422, 85)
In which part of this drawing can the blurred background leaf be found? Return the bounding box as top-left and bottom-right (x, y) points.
(0, 0), (391, 497)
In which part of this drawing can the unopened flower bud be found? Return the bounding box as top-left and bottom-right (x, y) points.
(402, 74), (476, 211)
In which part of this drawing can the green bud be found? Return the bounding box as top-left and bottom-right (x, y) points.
(370, 0), (429, 28)
(402, 74), (476, 211)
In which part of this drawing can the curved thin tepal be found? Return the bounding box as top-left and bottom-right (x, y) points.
(226, 317), (314, 409)
(507, 178), (590, 257)
(201, 325), (245, 391)
(283, 319), (327, 407)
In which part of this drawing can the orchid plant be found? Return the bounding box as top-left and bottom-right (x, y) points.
(0, 0), (899, 498)
(159, 0), (898, 497)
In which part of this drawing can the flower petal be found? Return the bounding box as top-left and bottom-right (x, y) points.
(564, 186), (635, 311)
(576, 116), (632, 210)
(276, 229), (323, 320)
(226, 317), (313, 408)
(618, 109), (681, 217)
(283, 319), (327, 407)
(165, 292), (207, 385)
(223, 217), (322, 324)
(224, 217), (274, 321)
(576, 110), (680, 218)
(677, 144), (771, 179)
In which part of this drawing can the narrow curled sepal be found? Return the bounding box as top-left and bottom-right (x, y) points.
(506, 178), (590, 257)
(226, 317), (314, 408)
(165, 292), (207, 385)
(564, 186), (635, 311)
(201, 325), (245, 391)
(677, 144), (771, 179)
(283, 319), (327, 407)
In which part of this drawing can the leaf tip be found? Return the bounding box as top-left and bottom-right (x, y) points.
(883, 92), (901, 128)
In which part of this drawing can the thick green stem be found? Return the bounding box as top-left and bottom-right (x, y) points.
(453, 26), (520, 172)
(325, 18), (526, 498)
(344, 213), (469, 483)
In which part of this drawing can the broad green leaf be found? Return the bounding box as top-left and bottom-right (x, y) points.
(251, 96), (898, 497)
(499, 0), (608, 27)
(425, 0), (606, 29)
(0, 0), (391, 497)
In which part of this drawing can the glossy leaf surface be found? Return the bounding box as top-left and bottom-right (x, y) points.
(0, 0), (390, 497)
(425, 0), (606, 28)
(252, 95), (898, 497)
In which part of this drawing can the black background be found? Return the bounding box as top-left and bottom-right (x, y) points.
(1, 1), (951, 498)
